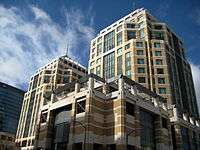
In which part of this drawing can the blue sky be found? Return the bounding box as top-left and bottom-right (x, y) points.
(0, 0), (200, 107)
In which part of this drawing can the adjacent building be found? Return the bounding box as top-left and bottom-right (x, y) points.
(34, 74), (173, 150)
(88, 8), (200, 149)
(15, 55), (87, 149)
(0, 82), (25, 150)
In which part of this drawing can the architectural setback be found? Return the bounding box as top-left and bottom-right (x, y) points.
(15, 8), (200, 150)
(15, 55), (87, 149)
(89, 8), (200, 149)
(34, 74), (172, 150)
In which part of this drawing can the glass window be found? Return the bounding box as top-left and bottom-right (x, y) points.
(117, 25), (122, 32)
(77, 100), (86, 114)
(140, 29), (145, 38)
(126, 102), (134, 116)
(137, 59), (145, 64)
(125, 43), (130, 50)
(136, 42), (143, 47)
(125, 52), (131, 78)
(158, 78), (165, 84)
(96, 66), (101, 76)
(96, 58), (101, 64)
(126, 70), (131, 78)
(138, 67), (145, 73)
(154, 42), (161, 48)
(140, 110), (155, 149)
(159, 88), (166, 94)
(155, 51), (162, 56)
(97, 43), (102, 56)
(97, 37), (102, 42)
(90, 68), (94, 74)
(138, 21), (144, 28)
(117, 32), (122, 46)
(117, 55), (122, 75)
(157, 68), (164, 74)
(162, 118), (168, 129)
(90, 61), (95, 66)
(138, 77), (146, 83)
(43, 76), (51, 83)
(127, 23), (135, 28)
(181, 127), (190, 150)
(137, 50), (144, 55)
(155, 59), (163, 65)
(103, 52), (115, 79)
(104, 30), (115, 52)
(152, 31), (164, 40)
(117, 47), (122, 55)
(127, 30), (136, 40)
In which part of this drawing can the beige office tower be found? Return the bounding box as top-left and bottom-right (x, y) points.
(89, 8), (200, 149)
(15, 55), (87, 149)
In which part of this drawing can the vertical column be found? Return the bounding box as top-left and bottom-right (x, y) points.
(117, 77), (126, 150)
(86, 77), (94, 150)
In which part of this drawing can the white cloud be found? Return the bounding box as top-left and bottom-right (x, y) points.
(0, 5), (95, 89)
(190, 63), (200, 111)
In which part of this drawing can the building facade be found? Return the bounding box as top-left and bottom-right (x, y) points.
(88, 8), (200, 149)
(35, 74), (174, 150)
(15, 55), (87, 149)
(0, 82), (25, 150)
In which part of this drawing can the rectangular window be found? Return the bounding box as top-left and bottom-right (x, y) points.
(138, 21), (144, 28)
(138, 67), (145, 73)
(117, 32), (123, 46)
(90, 61), (95, 66)
(126, 102), (135, 116)
(154, 42), (161, 48)
(152, 31), (164, 40)
(103, 52), (115, 79)
(43, 76), (51, 83)
(117, 47), (122, 55)
(162, 117), (168, 129)
(137, 50), (144, 55)
(96, 58), (101, 64)
(104, 30), (115, 52)
(140, 29), (145, 38)
(125, 52), (131, 78)
(136, 42), (143, 47)
(138, 77), (146, 83)
(77, 100), (86, 114)
(159, 88), (166, 94)
(117, 25), (122, 32)
(125, 43), (130, 50)
(155, 59), (163, 65)
(137, 59), (145, 64)
(117, 55), (122, 75)
(140, 110), (155, 149)
(127, 23), (135, 28)
(157, 68), (164, 74)
(155, 51), (162, 56)
(90, 68), (94, 74)
(158, 78), (165, 84)
(127, 30), (136, 40)
(97, 43), (102, 56)
(96, 65), (101, 76)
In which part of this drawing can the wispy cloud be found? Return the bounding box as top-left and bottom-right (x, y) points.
(190, 63), (200, 111)
(0, 5), (95, 89)
(156, 0), (172, 19)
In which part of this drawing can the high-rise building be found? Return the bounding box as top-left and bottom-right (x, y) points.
(88, 8), (200, 149)
(34, 74), (173, 150)
(0, 82), (25, 149)
(15, 55), (87, 149)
